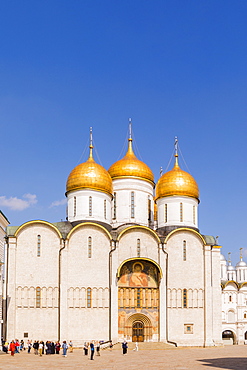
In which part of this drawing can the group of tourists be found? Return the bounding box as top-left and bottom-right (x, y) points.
(2, 339), (132, 358)
(2, 339), (73, 357)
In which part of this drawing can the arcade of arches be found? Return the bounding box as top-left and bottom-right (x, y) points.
(118, 260), (160, 342)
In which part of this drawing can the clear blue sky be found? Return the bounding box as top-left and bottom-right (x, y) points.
(0, 0), (246, 265)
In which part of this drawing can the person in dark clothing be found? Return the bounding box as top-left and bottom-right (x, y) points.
(51, 342), (55, 354)
(90, 341), (95, 360)
(122, 340), (128, 355)
(84, 342), (88, 356)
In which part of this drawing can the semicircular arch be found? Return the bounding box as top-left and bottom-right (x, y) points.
(164, 227), (206, 245)
(67, 222), (112, 240)
(14, 220), (62, 239)
(117, 225), (160, 243)
(117, 257), (163, 279)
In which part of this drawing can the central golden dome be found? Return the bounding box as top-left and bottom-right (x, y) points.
(155, 154), (199, 200)
(66, 144), (113, 196)
(108, 138), (154, 184)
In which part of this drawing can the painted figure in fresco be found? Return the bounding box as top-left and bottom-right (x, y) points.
(129, 263), (148, 287)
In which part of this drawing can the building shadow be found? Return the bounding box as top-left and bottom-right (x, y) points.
(198, 357), (247, 369)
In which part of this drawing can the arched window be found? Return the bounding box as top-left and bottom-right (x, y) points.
(89, 196), (92, 216)
(36, 287), (41, 308)
(113, 192), (116, 219)
(183, 289), (187, 308)
(165, 204), (167, 223)
(229, 295), (232, 302)
(131, 192), (135, 218)
(180, 203), (183, 222)
(37, 235), (41, 257)
(88, 236), (92, 258)
(87, 288), (92, 308)
(104, 199), (107, 219)
(74, 196), (76, 217)
(137, 239), (141, 257)
(183, 240), (186, 261)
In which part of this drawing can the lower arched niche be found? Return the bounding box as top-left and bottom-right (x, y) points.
(117, 259), (160, 342)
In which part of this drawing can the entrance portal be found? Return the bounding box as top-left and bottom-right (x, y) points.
(132, 321), (144, 342)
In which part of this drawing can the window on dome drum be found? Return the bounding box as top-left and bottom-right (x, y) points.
(137, 239), (141, 257)
(104, 200), (106, 219)
(37, 235), (41, 257)
(183, 241), (186, 261)
(36, 287), (41, 308)
(193, 205), (195, 224)
(88, 236), (92, 258)
(229, 295), (232, 302)
(244, 313), (247, 319)
(148, 196), (151, 221)
(180, 203), (183, 222)
(183, 289), (187, 308)
(89, 196), (92, 216)
(165, 204), (167, 223)
(87, 288), (92, 308)
(113, 192), (116, 219)
(131, 192), (135, 218)
(74, 196), (76, 217)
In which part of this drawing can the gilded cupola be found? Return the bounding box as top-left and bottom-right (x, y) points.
(108, 121), (154, 184)
(155, 141), (199, 201)
(66, 129), (113, 196)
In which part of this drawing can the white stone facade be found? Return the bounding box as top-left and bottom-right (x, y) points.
(3, 141), (224, 347)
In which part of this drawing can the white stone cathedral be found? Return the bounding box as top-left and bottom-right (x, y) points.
(3, 126), (223, 347)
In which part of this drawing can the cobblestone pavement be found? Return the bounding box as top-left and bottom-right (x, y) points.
(1, 345), (247, 370)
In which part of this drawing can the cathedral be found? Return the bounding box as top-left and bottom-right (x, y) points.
(3, 125), (223, 347)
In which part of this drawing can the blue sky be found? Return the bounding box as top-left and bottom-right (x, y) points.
(0, 0), (247, 264)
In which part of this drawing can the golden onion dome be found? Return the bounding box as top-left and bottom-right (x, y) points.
(108, 138), (154, 184)
(155, 154), (199, 200)
(66, 143), (113, 196)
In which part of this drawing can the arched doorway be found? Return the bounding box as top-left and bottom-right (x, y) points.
(117, 259), (160, 342)
(132, 321), (144, 342)
(222, 330), (236, 345)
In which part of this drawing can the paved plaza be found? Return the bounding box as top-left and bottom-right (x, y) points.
(1, 344), (247, 370)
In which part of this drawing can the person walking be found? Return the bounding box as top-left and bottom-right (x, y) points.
(55, 341), (61, 354)
(133, 342), (139, 351)
(90, 341), (95, 360)
(69, 340), (73, 353)
(27, 340), (32, 353)
(38, 341), (43, 356)
(122, 340), (128, 355)
(62, 341), (68, 357)
(96, 341), (100, 356)
(84, 342), (88, 356)
(9, 340), (16, 356)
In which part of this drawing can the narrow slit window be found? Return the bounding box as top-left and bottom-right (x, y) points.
(183, 289), (187, 308)
(148, 196), (151, 221)
(87, 288), (92, 308)
(104, 200), (107, 219)
(183, 240), (186, 261)
(89, 196), (92, 216)
(74, 196), (76, 217)
(180, 203), (183, 222)
(113, 192), (116, 219)
(131, 192), (135, 218)
(88, 236), (92, 258)
(36, 287), (41, 308)
(137, 239), (141, 257)
(165, 204), (167, 223)
(37, 235), (41, 257)
(193, 205), (195, 224)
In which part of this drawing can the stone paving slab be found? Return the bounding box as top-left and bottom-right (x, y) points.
(1, 345), (247, 369)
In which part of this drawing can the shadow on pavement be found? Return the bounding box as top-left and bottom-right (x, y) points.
(198, 357), (247, 369)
